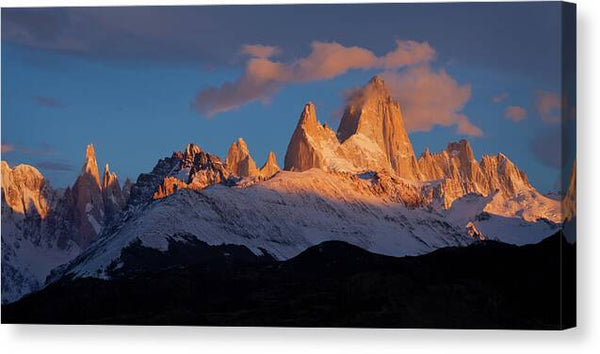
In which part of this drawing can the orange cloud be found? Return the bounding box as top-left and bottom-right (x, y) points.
(381, 66), (481, 136)
(535, 91), (561, 123)
(1, 143), (14, 153)
(241, 44), (280, 59)
(380, 40), (436, 68)
(505, 105), (527, 122)
(194, 40), (435, 116)
(0, 142), (54, 155)
(293, 42), (378, 81)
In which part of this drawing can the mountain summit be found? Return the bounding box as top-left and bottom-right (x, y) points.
(338, 76), (421, 179)
(284, 76), (554, 216)
(226, 138), (259, 178)
(285, 77), (421, 178)
(71, 144), (105, 247)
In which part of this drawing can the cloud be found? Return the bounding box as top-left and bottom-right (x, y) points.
(535, 90), (561, 123)
(241, 44), (280, 59)
(1, 143), (15, 153)
(381, 66), (481, 136)
(492, 92), (508, 103)
(193, 40), (435, 116)
(380, 40), (436, 68)
(33, 95), (62, 108)
(504, 105), (527, 122)
(35, 161), (74, 171)
(0, 142), (54, 155)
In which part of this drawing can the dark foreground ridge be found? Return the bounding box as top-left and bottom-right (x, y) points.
(2, 232), (575, 329)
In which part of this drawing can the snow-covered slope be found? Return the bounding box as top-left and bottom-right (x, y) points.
(1, 211), (80, 303)
(1, 146), (129, 303)
(445, 193), (560, 245)
(1, 162), (81, 303)
(50, 168), (559, 282)
(51, 169), (470, 280)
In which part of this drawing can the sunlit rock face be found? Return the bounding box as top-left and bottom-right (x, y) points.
(563, 161), (576, 222)
(562, 161), (576, 243)
(284, 77), (422, 178)
(226, 138), (259, 178)
(1, 161), (80, 304)
(417, 139), (541, 211)
(259, 151), (280, 179)
(70, 144), (105, 248)
(284, 102), (345, 172)
(151, 143), (231, 200)
(338, 76), (422, 180)
(102, 164), (126, 224)
(283, 76), (558, 218)
(1, 161), (50, 218)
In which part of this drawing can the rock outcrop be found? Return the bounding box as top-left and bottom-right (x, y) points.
(1, 161), (80, 304)
(1, 161), (50, 217)
(284, 102), (358, 172)
(152, 143), (231, 200)
(284, 76), (548, 211)
(259, 151), (280, 179)
(226, 138), (259, 178)
(284, 77), (422, 179)
(338, 75), (421, 179)
(102, 164), (125, 224)
(563, 161), (576, 221)
(70, 144), (105, 248)
(418, 140), (534, 208)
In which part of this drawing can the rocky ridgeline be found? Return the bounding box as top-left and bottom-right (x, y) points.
(1, 144), (129, 302)
(284, 76), (536, 210)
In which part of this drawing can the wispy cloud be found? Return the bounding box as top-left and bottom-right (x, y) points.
(1, 143), (15, 153)
(241, 44), (280, 59)
(535, 91), (561, 123)
(492, 92), (508, 103)
(0, 142), (55, 155)
(381, 66), (481, 136)
(35, 161), (74, 171)
(193, 40), (435, 116)
(504, 105), (527, 122)
(33, 95), (63, 108)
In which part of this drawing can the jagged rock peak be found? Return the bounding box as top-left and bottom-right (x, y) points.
(259, 151), (281, 179)
(298, 102), (318, 128)
(81, 144), (101, 187)
(102, 164), (114, 189)
(71, 144), (106, 248)
(337, 76), (421, 180)
(184, 143), (203, 159)
(226, 138), (259, 178)
(152, 144), (232, 200)
(284, 102), (342, 172)
(101, 163), (125, 223)
(446, 139), (475, 162)
(1, 161), (50, 217)
(369, 75), (385, 86)
(563, 160), (576, 221)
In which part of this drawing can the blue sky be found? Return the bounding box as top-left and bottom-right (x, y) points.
(1, 3), (575, 192)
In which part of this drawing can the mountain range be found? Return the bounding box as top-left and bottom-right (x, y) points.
(1, 76), (571, 304)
